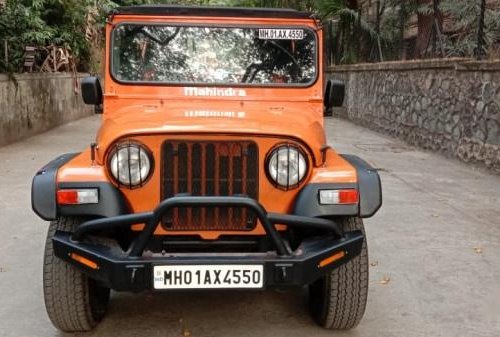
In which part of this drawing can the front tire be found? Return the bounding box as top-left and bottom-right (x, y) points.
(43, 216), (110, 332)
(308, 217), (369, 330)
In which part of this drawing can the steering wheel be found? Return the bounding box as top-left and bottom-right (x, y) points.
(242, 41), (302, 83)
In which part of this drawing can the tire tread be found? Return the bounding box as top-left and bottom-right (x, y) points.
(43, 217), (105, 332)
(309, 217), (369, 330)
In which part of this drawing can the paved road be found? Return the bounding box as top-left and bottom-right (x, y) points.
(1, 116), (499, 337)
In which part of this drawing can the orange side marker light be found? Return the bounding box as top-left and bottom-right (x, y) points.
(70, 253), (99, 270)
(318, 251), (346, 268)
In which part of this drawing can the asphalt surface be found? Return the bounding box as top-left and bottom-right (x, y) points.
(1, 116), (499, 337)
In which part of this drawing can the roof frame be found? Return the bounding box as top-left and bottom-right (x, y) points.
(112, 5), (314, 20)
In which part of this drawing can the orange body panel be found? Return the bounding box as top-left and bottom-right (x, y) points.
(58, 150), (108, 182)
(56, 13), (358, 239)
(309, 149), (358, 184)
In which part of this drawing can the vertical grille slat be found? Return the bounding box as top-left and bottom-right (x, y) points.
(232, 144), (243, 222)
(205, 143), (216, 229)
(161, 140), (258, 231)
(191, 143), (202, 225)
(219, 148), (230, 222)
(206, 144), (216, 195)
(177, 143), (188, 226)
(177, 143), (188, 193)
(191, 143), (202, 196)
(162, 143), (175, 228)
(246, 143), (259, 228)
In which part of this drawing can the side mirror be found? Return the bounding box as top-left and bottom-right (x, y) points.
(81, 76), (103, 108)
(324, 79), (345, 116)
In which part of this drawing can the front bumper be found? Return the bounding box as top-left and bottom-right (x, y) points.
(53, 196), (364, 291)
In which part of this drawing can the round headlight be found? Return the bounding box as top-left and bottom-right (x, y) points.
(266, 144), (308, 189)
(109, 143), (153, 187)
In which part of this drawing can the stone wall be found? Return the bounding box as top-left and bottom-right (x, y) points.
(328, 59), (500, 173)
(0, 73), (93, 146)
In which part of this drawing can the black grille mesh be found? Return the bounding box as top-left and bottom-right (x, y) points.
(160, 140), (258, 231)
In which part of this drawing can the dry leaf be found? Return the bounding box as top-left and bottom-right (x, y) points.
(182, 328), (191, 337)
(370, 261), (378, 267)
(474, 247), (483, 254)
(379, 276), (391, 285)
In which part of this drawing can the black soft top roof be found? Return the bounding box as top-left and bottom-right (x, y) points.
(112, 5), (314, 20)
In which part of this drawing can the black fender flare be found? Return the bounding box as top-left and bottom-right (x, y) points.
(293, 154), (382, 219)
(31, 153), (129, 220)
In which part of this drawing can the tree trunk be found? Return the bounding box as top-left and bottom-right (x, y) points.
(399, 0), (406, 59)
(415, 0), (444, 58)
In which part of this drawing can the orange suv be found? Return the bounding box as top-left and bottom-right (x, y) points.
(31, 5), (382, 332)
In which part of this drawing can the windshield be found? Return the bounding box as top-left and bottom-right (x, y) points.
(111, 24), (317, 85)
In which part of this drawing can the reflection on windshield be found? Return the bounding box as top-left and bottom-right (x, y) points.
(112, 25), (316, 85)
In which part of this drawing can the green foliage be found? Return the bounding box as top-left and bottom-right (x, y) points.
(0, 0), (117, 73)
(0, 0), (54, 72)
(314, 0), (346, 18)
(111, 0), (316, 10)
(2, 0), (495, 72)
(440, 0), (500, 57)
(321, 0), (500, 63)
(0, 0), (335, 73)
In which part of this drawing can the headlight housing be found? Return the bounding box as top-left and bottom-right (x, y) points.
(108, 142), (153, 188)
(266, 144), (308, 190)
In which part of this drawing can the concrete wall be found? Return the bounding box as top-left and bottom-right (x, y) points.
(328, 59), (500, 173)
(0, 73), (93, 146)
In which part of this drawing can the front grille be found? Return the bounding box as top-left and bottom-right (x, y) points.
(160, 140), (259, 231)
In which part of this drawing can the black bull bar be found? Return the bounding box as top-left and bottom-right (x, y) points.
(52, 196), (364, 291)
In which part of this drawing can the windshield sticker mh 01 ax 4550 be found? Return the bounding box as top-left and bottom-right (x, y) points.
(258, 29), (304, 40)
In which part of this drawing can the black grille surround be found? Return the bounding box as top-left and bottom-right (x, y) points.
(160, 140), (259, 231)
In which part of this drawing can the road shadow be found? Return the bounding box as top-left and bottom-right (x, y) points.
(66, 288), (342, 337)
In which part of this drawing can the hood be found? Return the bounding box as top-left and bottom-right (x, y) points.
(96, 101), (326, 165)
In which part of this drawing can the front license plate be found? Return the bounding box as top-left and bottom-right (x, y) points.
(153, 265), (264, 289)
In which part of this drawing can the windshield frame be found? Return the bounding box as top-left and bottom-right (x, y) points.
(109, 22), (319, 88)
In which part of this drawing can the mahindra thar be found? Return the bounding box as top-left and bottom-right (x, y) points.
(31, 5), (382, 332)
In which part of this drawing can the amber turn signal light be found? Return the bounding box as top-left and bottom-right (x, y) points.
(70, 253), (99, 270)
(318, 251), (346, 268)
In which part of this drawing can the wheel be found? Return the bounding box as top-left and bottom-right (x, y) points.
(308, 217), (369, 330)
(43, 216), (110, 332)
